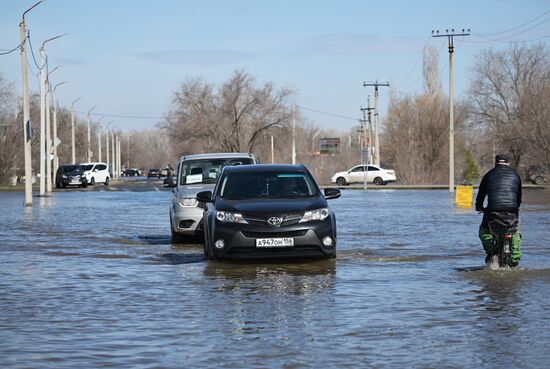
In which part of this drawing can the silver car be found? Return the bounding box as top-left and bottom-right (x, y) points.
(169, 153), (257, 243)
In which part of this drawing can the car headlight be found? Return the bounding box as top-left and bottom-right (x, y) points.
(177, 198), (198, 207)
(62, 175), (68, 178)
(216, 211), (248, 224)
(299, 208), (330, 223)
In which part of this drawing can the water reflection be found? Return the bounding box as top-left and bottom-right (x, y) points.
(465, 268), (550, 367)
(201, 260), (336, 347)
(203, 259), (336, 295)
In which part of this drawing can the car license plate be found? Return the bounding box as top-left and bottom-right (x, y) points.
(256, 238), (294, 247)
(70, 180), (80, 184)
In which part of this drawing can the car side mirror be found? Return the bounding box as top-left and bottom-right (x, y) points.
(324, 188), (341, 200)
(196, 190), (213, 203)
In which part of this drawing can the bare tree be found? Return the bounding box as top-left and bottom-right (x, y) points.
(0, 74), (22, 184)
(423, 44), (442, 96)
(161, 70), (295, 156)
(469, 43), (550, 169)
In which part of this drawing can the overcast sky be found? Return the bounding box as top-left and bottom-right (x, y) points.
(1, 0), (549, 131)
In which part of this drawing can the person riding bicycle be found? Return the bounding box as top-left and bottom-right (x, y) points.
(475, 154), (522, 266)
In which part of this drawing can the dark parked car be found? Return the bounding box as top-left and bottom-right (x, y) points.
(123, 168), (141, 176)
(55, 164), (88, 188)
(147, 168), (160, 178)
(198, 164), (341, 260)
(527, 165), (549, 185)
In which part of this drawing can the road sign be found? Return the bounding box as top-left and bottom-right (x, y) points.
(320, 138), (340, 154)
(53, 137), (61, 147)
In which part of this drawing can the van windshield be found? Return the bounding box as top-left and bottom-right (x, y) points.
(180, 158), (254, 185)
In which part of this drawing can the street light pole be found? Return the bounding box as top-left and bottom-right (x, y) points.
(97, 117), (104, 163)
(86, 106), (97, 162)
(70, 97), (82, 164)
(52, 81), (67, 178)
(20, 1), (42, 205)
(44, 67), (59, 192)
(39, 34), (64, 195)
(105, 121), (113, 170)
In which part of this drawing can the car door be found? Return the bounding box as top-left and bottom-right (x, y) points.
(95, 164), (107, 182)
(367, 166), (381, 182)
(348, 165), (366, 183)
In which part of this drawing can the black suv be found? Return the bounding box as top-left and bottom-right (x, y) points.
(198, 164), (341, 260)
(55, 165), (88, 188)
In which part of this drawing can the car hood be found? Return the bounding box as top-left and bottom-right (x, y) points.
(63, 171), (84, 176)
(216, 196), (327, 214)
(176, 184), (216, 198)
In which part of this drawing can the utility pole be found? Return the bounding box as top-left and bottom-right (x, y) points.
(292, 106), (296, 165)
(20, 1), (42, 205)
(39, 34), (64, 195)
(87, 106), (97, 162)
(105, 121), (113, 170)
(361, 97), (375, 166)
(127, 133), (130, 168)
(52, 81), (66, 178)
(358, 111), (367, 190)
(271, 135), (274, 163)
(97, 117), (104, 163)
(111, 130), (116, 179)
(70, 97), (82, 164)
(363, 81), (389, 166)
(432, 28), (470, 193)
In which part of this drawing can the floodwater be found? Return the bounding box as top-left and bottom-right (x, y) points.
(1, 181), (550, 368)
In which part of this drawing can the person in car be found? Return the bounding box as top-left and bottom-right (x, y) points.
(475, 154), (522, 266)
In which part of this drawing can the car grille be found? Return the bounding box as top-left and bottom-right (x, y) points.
(244, 212), (304, 226)
(241, 230), (308, 239)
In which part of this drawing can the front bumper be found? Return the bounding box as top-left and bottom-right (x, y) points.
(171, 204), (205, 236)
(209, 220), (336, 260)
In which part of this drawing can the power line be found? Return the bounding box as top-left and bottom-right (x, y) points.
(296, 105), (357, 121)
(468, 17), (550, 43)
(26, 31), (43, 70)
(0, 36), (27, 56)
(74, 110), (163, 120)
(70, 105), (358, 124)
(475, 9), (550, 37)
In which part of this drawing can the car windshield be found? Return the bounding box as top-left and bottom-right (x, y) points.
(219, 172), (318, 199)
(63, 165), (83, 173)
(180, 158), (254, 185)
(82, 165), (94, 171)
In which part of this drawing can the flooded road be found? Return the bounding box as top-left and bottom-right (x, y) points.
(1, 182), (550, 368)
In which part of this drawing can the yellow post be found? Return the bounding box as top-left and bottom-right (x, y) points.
(455, 185), (473, 208)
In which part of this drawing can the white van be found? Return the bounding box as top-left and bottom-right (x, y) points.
(80, 162), (110, 185)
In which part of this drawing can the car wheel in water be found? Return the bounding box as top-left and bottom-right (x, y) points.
(90, 177), (95, 185)
(336, 177), (347, 186)
(170, 222), (187, 244)
(535, 176), (544, 185)
(104, 177), (109, 185)
(374, 177), (385, 185)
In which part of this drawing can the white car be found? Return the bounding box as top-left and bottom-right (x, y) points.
(80, 162), (110, 185)
(331, 164), (396, 186)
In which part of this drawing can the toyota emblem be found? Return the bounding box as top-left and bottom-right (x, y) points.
(267, 217), (283, 226)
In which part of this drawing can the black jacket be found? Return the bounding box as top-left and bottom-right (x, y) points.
(475, 164), (522, 212)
